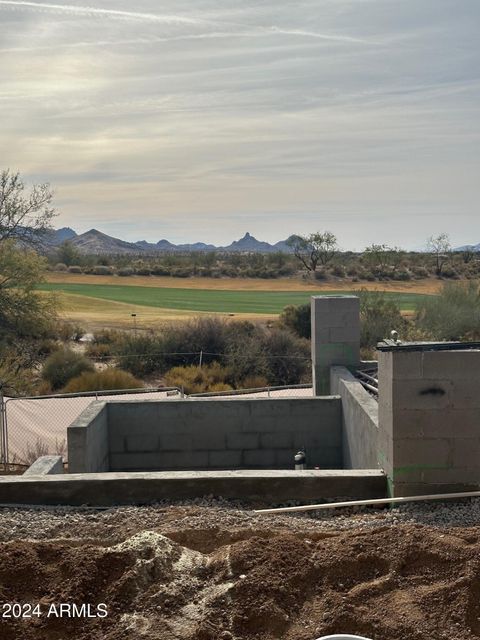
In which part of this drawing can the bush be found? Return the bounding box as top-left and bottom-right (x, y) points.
(416, 281), (480, 340)
(92, 265), (113, 275)
(54, 262), (68, 271)
(118, 267), (134, 277)
(67, 265), (83, 273)
(135, 267), (152, 276)
(62, 368), (143, 393)
(331, 264), (346, 278)
(358, 289), (407, 349)
(85, 342), (114, 359)
(279, 304), (311, 339)
(164, 362), (233, 394)
(260, 329), (310, 385)
(41, 348), (94, 390)
(314, 269), (328, 280)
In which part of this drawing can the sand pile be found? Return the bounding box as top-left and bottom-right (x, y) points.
(1, 511), (480, 640)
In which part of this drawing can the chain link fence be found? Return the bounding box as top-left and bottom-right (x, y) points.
(0, 383), (313, 471)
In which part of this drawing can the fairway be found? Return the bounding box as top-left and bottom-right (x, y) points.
(39, 282), (430, 314)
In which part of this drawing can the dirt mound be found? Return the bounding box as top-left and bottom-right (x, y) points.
(0, 521), (480, 639)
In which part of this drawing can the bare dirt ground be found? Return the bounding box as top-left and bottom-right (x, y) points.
(1, 500), (480, 640)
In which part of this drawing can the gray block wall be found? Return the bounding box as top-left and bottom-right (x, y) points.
(68, 401), (109, 473)
(311, 296), (360, 395)
(331, 366), (379, 469)
(68, 397), (343, 472)
(378, 347), (480, 496)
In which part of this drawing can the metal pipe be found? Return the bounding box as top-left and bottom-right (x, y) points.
(355, 370), (378, 386)
(254, 490), (480, 514)
(358, 381), (378, 395)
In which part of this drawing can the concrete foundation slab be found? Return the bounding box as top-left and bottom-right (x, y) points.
(0, 470), (387, 506)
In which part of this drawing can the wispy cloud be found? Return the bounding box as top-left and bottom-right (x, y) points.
(0, 0), (207, 25)
(0, 0), (478, 249)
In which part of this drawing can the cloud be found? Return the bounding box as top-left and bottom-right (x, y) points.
(0, 0), (207, 25)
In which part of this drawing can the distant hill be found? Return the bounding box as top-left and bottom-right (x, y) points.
(454, 243), (480, 252)
(45, 227), (295, 254)
(69, 229), (143, 255)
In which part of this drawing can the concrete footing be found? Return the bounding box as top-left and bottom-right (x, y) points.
(0, 470), (387, 507)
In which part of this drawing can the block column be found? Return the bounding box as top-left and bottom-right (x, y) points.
(377, 345), (480, 496)
(311, 296), (360, 396)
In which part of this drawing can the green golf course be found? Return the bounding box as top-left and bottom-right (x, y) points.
(39, 282), (431, 314)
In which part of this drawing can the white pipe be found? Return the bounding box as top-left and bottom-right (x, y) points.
(254, 490), (480, 514)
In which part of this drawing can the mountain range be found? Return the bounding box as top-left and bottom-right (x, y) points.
(43, 228), (295, 255)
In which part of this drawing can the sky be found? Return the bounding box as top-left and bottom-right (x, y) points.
(0, 0), (479, 250)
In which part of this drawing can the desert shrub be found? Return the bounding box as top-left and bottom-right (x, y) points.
(393, 269), (411, 281)
(164, 362), (233, 394)
(359, 289), (407, 349)
(411, 265), (430, 278)
(62, 368), (143, 393)
(114, 334), (165, 377)
(416, 281), (480, 340)
(54, 322), (85, 342)
(279, 304), (311, 339)
(92, 265), (113, 275)
(260, 329), (311, 385)
(314, 268), (328, 280)
(85, 342), (113, 359)
(135, 267), (152, 276)
(118, 267), (134, 277)
(151, 265), (170, 276)
(67, 265), (83, 273)
(41, 348), (94, 390)
(331, 264), (346, 278)
(241, 375), (270, 389)
(441, 266), (459, 279)
(170, 267), (191, 278)
(54, 262), (67, 271)
(364, 271), (376, 281)
(91, 329), (123, 345)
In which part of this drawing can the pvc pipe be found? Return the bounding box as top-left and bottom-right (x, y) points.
(254, 490), (480, 515)
(317, 636), (372, 640)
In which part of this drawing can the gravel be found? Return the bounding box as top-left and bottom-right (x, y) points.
(1, 496), (480, 542)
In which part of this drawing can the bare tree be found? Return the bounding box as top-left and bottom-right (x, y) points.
(286, 231), (338, 274)
(426, 233), (451, 276)
(0, 169), (56, 246)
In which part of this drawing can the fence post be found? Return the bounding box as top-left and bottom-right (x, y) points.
(0, 385), (6, 467)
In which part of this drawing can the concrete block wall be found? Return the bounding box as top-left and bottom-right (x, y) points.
(68, 401), (109, 473)
(378, 347), (480, 496)
(68, 397), (343, 472)
(331, 366), (379, 469)
(311, 296), (360, 395)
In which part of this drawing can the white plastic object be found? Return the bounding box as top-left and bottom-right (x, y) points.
(317, 635), (372, 640)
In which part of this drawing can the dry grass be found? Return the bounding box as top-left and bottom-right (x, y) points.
(50, 292), (274, 332)
(46, 272), (447, 294)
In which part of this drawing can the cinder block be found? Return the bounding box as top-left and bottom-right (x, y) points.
(391, 379), (453, 411)
(244, 450), (275, 466)
(389, 351), (423, 380)
(393, 438), (451, 468)
(260, 433), (293, 449)
(125, 434), (160, 453)
(191, 432), (226, 451)
(393, 409), (480, 439)
(452, 438), (480, 469)
(451, 381), (480, 409)
(329, 326), (361, 343)
(305, 446), (342, 468)
(275, 449), (296, 467)
(422, 351), (480, 379)
(208, 450), (242, 468)
(159, 433), (192, 451)
(226, 433), (259, 450)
